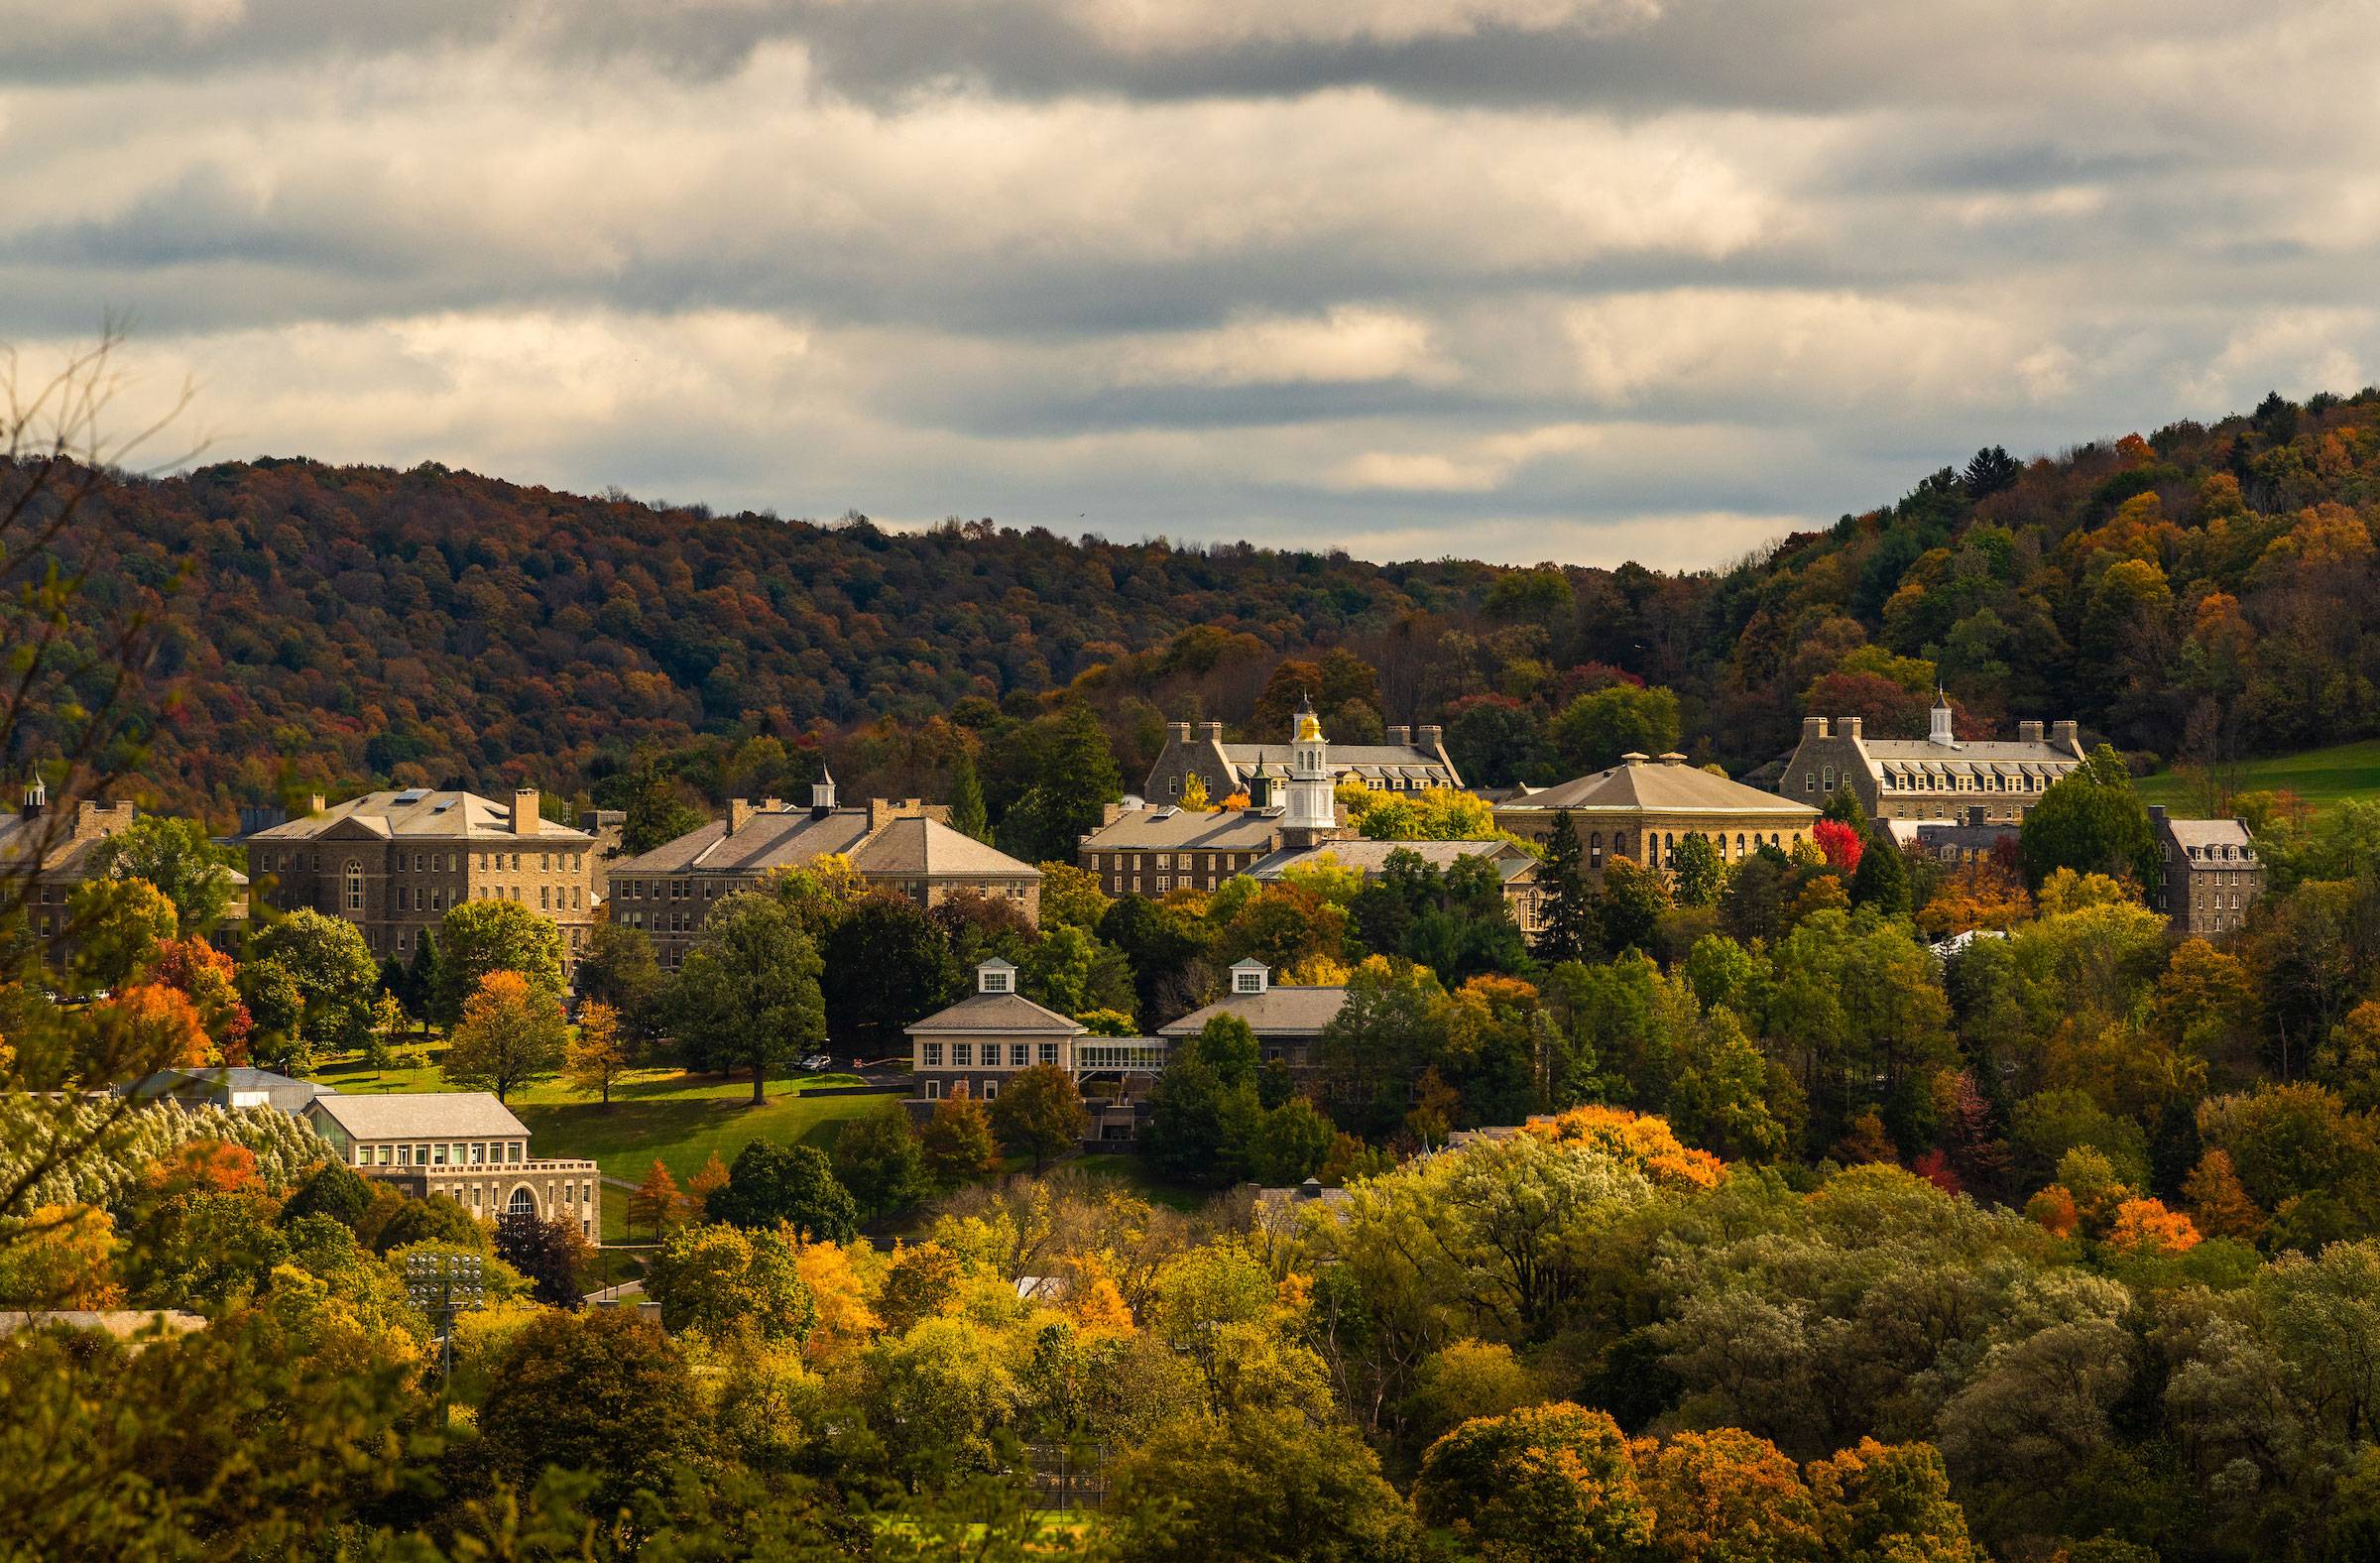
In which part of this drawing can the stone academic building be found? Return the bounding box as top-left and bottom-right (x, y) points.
(1494, 752), (1820, 878)
(1779, 696), (2086, 825)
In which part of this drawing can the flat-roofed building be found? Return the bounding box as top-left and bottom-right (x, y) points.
(1779, 698), (2087, 825)
(2151, 806), (2266, 938)
(608, 776), (1041, 970)
(300, 1091), (602, 1238)
(1494, 752), (1820, 879)
(242, 787), (598, 970)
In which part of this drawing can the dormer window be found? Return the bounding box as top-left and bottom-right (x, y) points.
(979, 959), (1014, 995)
(1232, 960), (1269, 995)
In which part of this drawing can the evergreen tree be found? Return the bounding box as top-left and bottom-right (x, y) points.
(1822, 785), (1869, 832)
(1849, 831), (1912, 916)
(1532, 813), (1601, 964)
(621, 756), (705, 856)
(947, 749), (990, 842)
(405, 930), (442, 1035)
(1598, 859), (1670, 956)
(1962, 443), (2022, 499)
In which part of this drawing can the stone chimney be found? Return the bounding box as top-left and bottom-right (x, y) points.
(2050, 720), (2081, 753)
(2017, 720), (2044, 744)
(728, 798), (756, 835)
(1801, 717), (1830, 740)
(73, 799), (136, 841)
(1417, 724), (1442, 752)
(1102, 801), (1129, 827)
(1840, 716), (1863, 739)
(307, 793), (326, 816)
(1169, 721), (1193, 743)
(513, 787), (541, 837)
(867, 797), (927, 832)
(1199, 721), (1224, 742)
(1385, 724), (1411, 747)
(2148, 804), (2170, 825)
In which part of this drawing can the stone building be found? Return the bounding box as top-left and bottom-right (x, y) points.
(905, 959), (1165, 1140)
(1078, 804), (1286, 898)
(609, 775), (1041, 970)
(3, 777), (247, 966)
(1779, 696), (2086, 824)
(1157, 959), (1350, 1074)
(1882, 806), (2021, 864)
(242, 787), (599, 970)
(1248, 839), (1545, 935)
(2150, 806), (2265, 937)
(300, 1091), (602, 1238)
(1493, 752), (1820, 878)
(1142, 713), (1461, 805)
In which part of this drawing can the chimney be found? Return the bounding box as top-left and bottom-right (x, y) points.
(1386, 724), (1411, 747)
(307, 793), (326, 816)
(1840, 716), (1863, 740)
(1199, 721), (1224, 742)
(1169, 721), (1193, 743)
(75, 799), (134, 841)
(2050, 720), (2081, 753)
(728, 798), (755, 835)
(1801, 717), (1830, 741)
(2017, 720), (2044, 744)
(2149, 804), (2170, 825)
(1102, 801), (1129, 827)
(513, 787), (541, 837)
(869, 798), (916, 832)
(1417, 724), (1442, 751)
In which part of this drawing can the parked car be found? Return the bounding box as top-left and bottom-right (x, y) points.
(798, 1053), (833, 1072)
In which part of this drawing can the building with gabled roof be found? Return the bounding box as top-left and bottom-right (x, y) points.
(1158, 959), (1350, 1073)
(1143, 714), (1461, 807)
(1778, 696), (2087, 825)
(241, 785), (597, 969)
(1078, 802), (1287, 898)
(6, 775), (248, 966)
(300, 1091), (602, 1237)
(1246, 838), (1545, 935)
(608, 776), (1041, 969)
(904, 961), (1166, 1142)
(1493, 751), (1819, 879)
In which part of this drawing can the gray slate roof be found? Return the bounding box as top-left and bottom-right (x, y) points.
(2162, 816), (2257, 854)
(1249, 840), (1535, 882)
(1862, 739), (2081, 763)
(612, 807), (1036, 881)
(1159, 986), (1350, 1037)
(249, 790), (592, 845)
(1508, 758), (1819, 816)
(307, 1092), (529, 1141)
(1081, 808), (1285, 851)
(906, 992), (1086, 1036)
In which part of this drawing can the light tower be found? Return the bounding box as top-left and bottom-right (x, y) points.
(1282, 694), (1337, 844)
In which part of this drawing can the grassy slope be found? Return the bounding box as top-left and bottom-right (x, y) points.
(2138, 738), (2380, 813)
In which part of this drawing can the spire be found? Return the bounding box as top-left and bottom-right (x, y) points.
(1293, 691), (1323, 745)
(19, 764), (46, 817)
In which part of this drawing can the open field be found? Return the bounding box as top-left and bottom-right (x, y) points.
(2138, 739), (2380, 814)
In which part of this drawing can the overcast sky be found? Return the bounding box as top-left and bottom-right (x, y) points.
(4, 1), (2375, 569)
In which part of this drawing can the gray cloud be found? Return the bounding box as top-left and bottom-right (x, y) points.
(0, 0), (2374, 568)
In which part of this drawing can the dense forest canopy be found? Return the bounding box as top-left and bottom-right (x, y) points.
(25, 385), (2380, 822)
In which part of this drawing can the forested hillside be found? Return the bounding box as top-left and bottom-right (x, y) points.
(27, 386), (2380, 821)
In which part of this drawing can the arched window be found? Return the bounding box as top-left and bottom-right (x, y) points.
(343, 859), (363, 911)
(507, 1187), (536, 1218)
(1736, 833), (1746, 857)
(1589, 831), (1604, 869)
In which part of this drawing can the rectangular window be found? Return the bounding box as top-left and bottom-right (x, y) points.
(471, 1142), (485, 1164)
(432, 1143), (448, 1166)
(924, 1042), (944, 1066)
(1039, 1042), (1058, 1066)
(925, 1079), (942, 1100)
(983, 969), (1012, 993)
(983, 1080), (999, 1100)
(953, 1043), (973, 1066)
(1011, 1043), (1029, 1067)
(355, 1145), (370, 1166)
(1155, 854), (1170, 870)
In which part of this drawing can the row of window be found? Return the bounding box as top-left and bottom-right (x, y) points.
(265, 849), (582, 874)
(353, 1139), (525, 1168)
(621, 878), (713, 901)
(920, 1041), (1063, 1068)
(1842, 768), (2063, 794)
(920, 1078), (1002, 1100)
(1093, 850), (1259, 873)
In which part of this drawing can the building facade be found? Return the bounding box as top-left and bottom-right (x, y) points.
(1494, 752), (1820, 878)
(1079, 804), (1287, 898)
(300, 1092), (602, 1238)
(2150, 806), (2265, 937)
(1157, 960), (1350, 1074)
(4, 780), (248, 965)
(1779, 698), (2086, 824)
(1882, 806), (2021, 864)
(608, 778), (1042, 970)
(1142, 716), (1461, 805)
(1247, 839), (1545, 934)
(242, 787), (599, 969)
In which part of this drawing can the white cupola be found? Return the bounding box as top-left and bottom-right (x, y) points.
(1282, 695), (1336, 833)
(1929, 689), (1959, 748)
(1230, 957), (1270, 995)
(977, 957), (1016, 994)
(811, 765), (838, 810)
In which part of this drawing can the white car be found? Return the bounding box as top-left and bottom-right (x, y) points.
(798, 1053), (834, 1072)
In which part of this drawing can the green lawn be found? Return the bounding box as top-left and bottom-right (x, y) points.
(1070, 1151), (1208, 1213)
(2138, 739), (2380, 814)
(314, 1048), (897, 1217)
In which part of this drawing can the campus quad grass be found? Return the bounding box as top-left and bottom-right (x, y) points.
(312, 1049), (891, 1222)
(2138, 738), (2380, 814)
